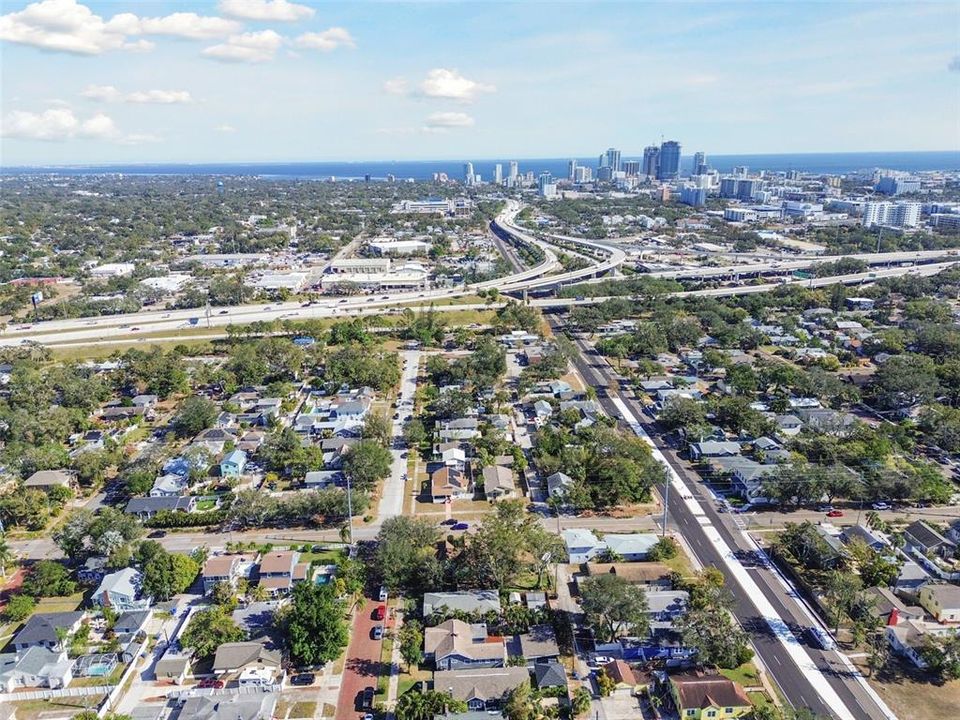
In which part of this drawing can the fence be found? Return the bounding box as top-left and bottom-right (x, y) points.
(0, 685), (112, 703)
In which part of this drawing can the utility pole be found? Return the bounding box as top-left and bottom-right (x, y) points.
(661, 478), (670, 538)
(345, 473), (354, 547)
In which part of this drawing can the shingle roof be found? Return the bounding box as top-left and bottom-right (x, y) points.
(13, 612), (83, 646)
(906, 520), (954, 550)
(212, 641), (281, 672)
(424, 619), (505, 663)
(433, 667), (529, 703)
(670, 672), (752, 710)
(423, 590), (501, 616)
(534, 660), (567, 688)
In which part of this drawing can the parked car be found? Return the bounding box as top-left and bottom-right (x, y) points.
(148, 530), (166, 538)
(197, 679), (224, 689)
(807, 626), (836, 651)
(452, 522), (469, 531)
(378, 586), (388, 602)
(373, 605), (386, 620)
(440, 518), (457, 526)
(362, 686), (375, 709)
(372, 625), (384, 640)
(871, 501), (891, 510)
(826, 510), (844, 518)
(290, 673), (315, 686)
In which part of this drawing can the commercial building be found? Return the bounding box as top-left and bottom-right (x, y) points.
(604, 147), (621, 172)
(574, 165), (593, 183)
(463, 162), (475, 186)
(367, 238), (431, 256)
(623, 159), (641, 177)
(392, 197), (472, 216)
(692, 151), (707, 175)
(493, 163), (502, 185)
(657, 140), (682, 181)
(567, 159), (578, 180)
(876, 176), (920, 195)
(538, 173), (558, 198)
(329, 258), (392, 274)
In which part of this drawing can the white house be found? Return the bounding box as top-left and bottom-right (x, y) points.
(562, 528), (604, 564)
(93, 568), (151, 611)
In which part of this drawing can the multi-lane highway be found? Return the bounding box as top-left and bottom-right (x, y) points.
(2, 199), (957, 350)
(557, 319), (896, 720)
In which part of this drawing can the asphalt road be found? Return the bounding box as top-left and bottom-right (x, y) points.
(557, 317), (893, 720)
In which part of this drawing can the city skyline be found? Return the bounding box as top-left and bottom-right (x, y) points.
(1, 0), (959, 165)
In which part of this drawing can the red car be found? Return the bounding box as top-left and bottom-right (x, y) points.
(197, 679), (224, 689)
(826, 510), (844, 518)
(373, 605), (386, 621)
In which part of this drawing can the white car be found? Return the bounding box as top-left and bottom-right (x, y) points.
(871, 501), (891, 510)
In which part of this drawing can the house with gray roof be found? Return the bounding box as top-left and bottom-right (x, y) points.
(534, 660), (567, 690)
(603, 533), (659, 561)
(212, 641), (282, 677)
(423, 590), (501, 618)
(0, 647), (73, 692)
(689, 440), (741, 462)
(125, 495), (196, 519)
(433, 667), (530, 711)
(93, 567), (150, 611)
(425, 619), (506, 671)
(179, 692), (278, 720)
(905, 520), (956, 560)
(516, 624), (560, 667)
(12, 612), (84, 652)
(545, 472), (574, 498)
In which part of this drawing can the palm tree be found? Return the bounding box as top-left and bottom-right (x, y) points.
(0, 538), (15, 579)
(55, 627), (71, 652)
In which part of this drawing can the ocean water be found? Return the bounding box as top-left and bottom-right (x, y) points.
(3, 151), (958, 180)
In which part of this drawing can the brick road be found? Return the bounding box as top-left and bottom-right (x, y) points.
(335, 597), (386, 720)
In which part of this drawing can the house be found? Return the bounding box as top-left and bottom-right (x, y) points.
(78, 556), (109, 584)
(149, 473), (188, 497)
(212, 641), (282, 680)
(905, 520), (957, 560)
(604, 534), (660, 561)
(647, 591), (690, 622)
(689, 441), (742, 462)
(482, 465), (516, 500)
(232, 601), (283, 639)
(125, 496), (196, 519)
(440, 447), (467, 467)
(533, 400), (553, 421)
(12, 612), (84, 652)
(0, 647), (73, 692)
(861, 587), (922, 625)
(155, 647), (193, 684)
(436, 418), (481, 443)
(93, 568), (150, 611)
(704, 456), (777, 503)
(220, 449), (248, 477)
(303, 471), (342, 489)
(796, 408), (855, 435)
(114, 610), (152, 638)
(919, 583), (960, 623)
(534, 660), (568, 691)
(601, 660), (641, 696)
(516, 624), (560, 667)
(256, 551), (309, 595)
(179, 692), (278, 720)
(431, 466), (472, 503)
(583, 563), (673, 590)
(886, 616), (958, 668)
(423, 590), (501, 617)
(546, 472), (575, 498)
(193, 428), (237, 455)
(840, 524), (889, 552)
(202, 555), (249, 594)
(669, 671), (753, 718)
(774, 414), (803, 437)
(561, 528), (604, 564)
(425, 619), (506, 670)
(433, 667), (530, 710)
(132, 394), (159, 409)
(238, 431), (267, 453)
(814, 525), (846, 568)
(895, 559), (931, 599)
(23, 469), (73, 493)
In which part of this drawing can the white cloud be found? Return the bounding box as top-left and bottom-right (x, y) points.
(1, 107), (120, 140)
(202, 30), (284, 62)
(417, 68), (495, 103)
(423, 111), (475, 129)
(117, 133), (161, 145)
(294, 27), (355, 52)
(0, 0), (239, 55)
(382, 77), (408, 95)
(126, 89), (192, 104)
(79, 112), (117, 138)
(81, 84), (121, 101)
(219, 0), (314, 22)
(215, 124), (237, 133)
(136, 13), (241, 40)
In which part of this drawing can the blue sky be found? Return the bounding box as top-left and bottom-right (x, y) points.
(1, 0), (958, 165)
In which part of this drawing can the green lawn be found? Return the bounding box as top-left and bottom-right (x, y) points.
(720, 661), (762, 688)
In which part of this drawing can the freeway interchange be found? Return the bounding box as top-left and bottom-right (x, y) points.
(2, 199), (956, 348)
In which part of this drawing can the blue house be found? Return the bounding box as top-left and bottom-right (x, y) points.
(220, 449), (247, 477)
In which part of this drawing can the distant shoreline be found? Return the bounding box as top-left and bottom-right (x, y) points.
(3, 150), (958, 179)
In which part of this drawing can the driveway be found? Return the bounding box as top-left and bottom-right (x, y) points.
(336, 597), (385, 720)
(376, 350), (420, 525)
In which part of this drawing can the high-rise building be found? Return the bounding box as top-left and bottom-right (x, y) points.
(720, 178), (739, 198)
(598, 153), (608, 169)
(568, 159), (578, 181)
(642, 146), (660, 177)
(623, 160), (641, 177)
(680, 185), (708, 207)
(597, 166), (613, 182)
(493, 164), (503, 185)
(733, 165), (749, 177)
(738, 179), (764, 201)
(574, 165), (592, 183)
(692, 151), (707, 176)
(876, 176), (921, 196)
(463, 162), (474, 186)
(605, 148), (621, 172)
(657, 141), (681, 181)
(508, 161), (519, 182)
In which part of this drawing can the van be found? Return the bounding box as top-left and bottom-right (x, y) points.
(378, 586), (388, 602)
(807, 626), (836, 651)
